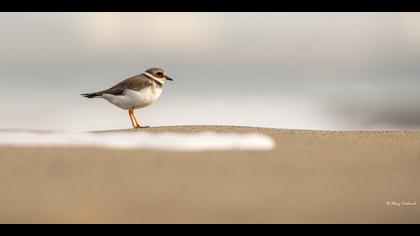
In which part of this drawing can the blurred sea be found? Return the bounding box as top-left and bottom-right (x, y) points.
(1, 13), (420, 131)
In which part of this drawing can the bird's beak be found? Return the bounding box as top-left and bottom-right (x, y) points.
(165, 75), (174, 81)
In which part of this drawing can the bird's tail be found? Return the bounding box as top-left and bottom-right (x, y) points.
(81, 92), (102, 98)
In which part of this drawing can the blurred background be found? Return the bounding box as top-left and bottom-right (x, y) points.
(1, 12), (420, 131)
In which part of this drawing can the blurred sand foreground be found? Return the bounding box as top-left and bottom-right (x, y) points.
(0, 125), (419, 224)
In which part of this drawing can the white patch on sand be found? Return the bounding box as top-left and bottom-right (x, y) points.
(0, 131), (275, 151)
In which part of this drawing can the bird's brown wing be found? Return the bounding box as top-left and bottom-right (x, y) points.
(85, 74), (154, 98)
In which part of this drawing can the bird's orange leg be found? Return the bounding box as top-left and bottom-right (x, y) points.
(131, 110), (140, 128)
(131, 110), (149, 128)
(128, 109), (136, 129)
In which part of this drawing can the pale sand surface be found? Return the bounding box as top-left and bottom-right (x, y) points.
(0, 125), (419, 223)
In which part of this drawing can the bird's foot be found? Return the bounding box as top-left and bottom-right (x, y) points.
(135, 125), (150, 129)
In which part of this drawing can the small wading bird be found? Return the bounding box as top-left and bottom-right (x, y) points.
(81, 67), (173, 129)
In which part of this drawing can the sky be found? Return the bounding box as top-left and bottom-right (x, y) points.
(1, 12), (420, 131)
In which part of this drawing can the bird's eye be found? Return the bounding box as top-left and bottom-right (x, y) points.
(156, 72), (164, 76)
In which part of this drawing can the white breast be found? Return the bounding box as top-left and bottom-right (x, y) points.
(102, 86), (162, 110)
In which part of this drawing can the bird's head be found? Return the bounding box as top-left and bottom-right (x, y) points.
(144, 67), (174, 84)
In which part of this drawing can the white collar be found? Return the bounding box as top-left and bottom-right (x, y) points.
(143, 72), (164, 85)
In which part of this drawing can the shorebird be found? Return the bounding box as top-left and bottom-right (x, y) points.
(81, 67), (173, 129)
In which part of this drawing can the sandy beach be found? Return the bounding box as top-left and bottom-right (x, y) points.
(0, 125), (419, 223)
